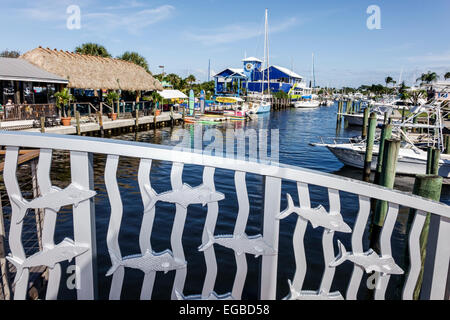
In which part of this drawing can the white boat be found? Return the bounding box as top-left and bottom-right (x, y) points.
(315, 141), (450, 177)
(294, 100), (320, 108)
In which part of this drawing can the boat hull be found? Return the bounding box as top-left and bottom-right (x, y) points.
(325, 144), (450, 177)
(294, 101), (320, 108)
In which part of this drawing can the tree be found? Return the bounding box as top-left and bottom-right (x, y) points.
(417, 71), (439, 85)
(385, 76), (393, 87)
(445, 72), (450, 80)
(0, 50), (20, 58)
(75, 43), (111, 57)
(185, 74), (196, 87)
(118, 51), (150, 73)
(54, 88), (74, 118)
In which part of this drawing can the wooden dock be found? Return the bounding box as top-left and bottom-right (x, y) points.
(19, 112), (183, 136)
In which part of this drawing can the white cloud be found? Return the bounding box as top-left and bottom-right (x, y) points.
(185, 17), (298, 46)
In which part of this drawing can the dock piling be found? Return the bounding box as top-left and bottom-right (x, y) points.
(370, 138), (401, 251)
(362, 112), (377, 182)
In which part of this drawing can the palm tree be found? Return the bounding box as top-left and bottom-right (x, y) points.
(75, 43), (111, 57)
(54, 88), (74, 118)
(385, 76), (393, 87)
(185, 75), (196, 87)
(117, 51), (150, 73)
(445, 72), (450, 80)
(416, 71), (439, 85)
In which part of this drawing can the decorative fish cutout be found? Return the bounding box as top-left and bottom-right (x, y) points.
(284, 280), (344, 300)
(144, 183), (225, 210)
(277, 194), (352, 233)
(106, 249), (187, 276)
(10, 183), (96, 224)
(329, 240), (404, 276)
(7, 237), (89, 284)
(175, 290), (234, 300)
(198, 230), (277, 257)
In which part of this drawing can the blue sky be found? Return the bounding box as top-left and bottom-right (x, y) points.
(1, 0), (449, 88)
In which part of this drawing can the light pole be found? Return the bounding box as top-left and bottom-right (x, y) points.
(158, 65), (165, 81)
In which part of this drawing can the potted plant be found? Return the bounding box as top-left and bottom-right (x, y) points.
(54, 88), (74, 126)
(151, 91), (162, 116)
(106, 91), (120, 120)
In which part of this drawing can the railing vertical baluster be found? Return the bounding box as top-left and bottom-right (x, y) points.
(259, 176), (281, 300)
(105, 155), (125, 300)
(170, 162), (188, 300)
(36, 149), (62, 300)
(319, 188), (340, 293)
(423, 215), (450, 299)
(200, 166), (219, 298)
(346, 195), (371, 300)
(4, 147), (29, 300)
(137, 158), (156, 300)
(70, 151), (97, 300)
(375, 202), (399, 300)
(402, 210), (427, 300)
(231, 171), (249, 299)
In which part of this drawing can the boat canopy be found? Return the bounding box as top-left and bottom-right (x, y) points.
(158, 89), (188, 100)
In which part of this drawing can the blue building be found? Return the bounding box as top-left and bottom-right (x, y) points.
(214, 57), (303, 96)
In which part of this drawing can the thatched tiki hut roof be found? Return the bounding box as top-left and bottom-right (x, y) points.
(21, 47), (163, 91)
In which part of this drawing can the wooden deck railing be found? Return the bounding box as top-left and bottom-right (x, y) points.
(0, 104), (58, 122)
(0, 131), (449, 300)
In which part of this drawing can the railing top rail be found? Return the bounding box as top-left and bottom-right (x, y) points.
(1, 131), (449, 217)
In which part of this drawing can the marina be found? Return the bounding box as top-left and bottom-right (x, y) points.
(0, 1), (449, 305)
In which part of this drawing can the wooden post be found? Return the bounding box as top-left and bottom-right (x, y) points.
(445, 135), (450, 154)
(362, 112), (377, 182)
(170, 105), (174, 127)
(405, 175), (443, 300)
(362, 107), (370, 139)
(370, 139), (401, 251)
(153, 106), (157, 129)
(374, 124), (393, 185)
(426, 147), (440, 175)
(40, 117), (45, 133)
(116, 101), (120, 119)
(75, 111), (81, 135)
(135, 109), (139, 132)
(97, 111), (104, 137)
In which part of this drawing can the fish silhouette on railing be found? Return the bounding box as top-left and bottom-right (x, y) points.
(277, 194), (352, 233)
(10, 183), (96, 223)
(175, 290), (234, 300)
(285, 280), (344, 300)
(7, 238), (89, 283)
(330, 240), (403, 276)
(106, 249), (187, 276)
(198, 230), (276, 257)
(144, 183), (225, 210)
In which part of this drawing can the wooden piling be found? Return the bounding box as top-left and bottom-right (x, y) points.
(374, 124), (393, 185)
(444, 134), (450, 154)
(97, 111), (104, 137)
(362, 107), (370, 139)
(370, 139), (401, 251)
(75, 111), (81, 135)
(135, 110), (139, 132)
(40, 117), (45, 133)
(362, 112), (377, 182)
(426, 147), (440, 175)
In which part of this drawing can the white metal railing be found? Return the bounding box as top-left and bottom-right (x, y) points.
(0, 131), (449, 300)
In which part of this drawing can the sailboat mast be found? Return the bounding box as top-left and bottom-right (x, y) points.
(266, 8), (270, 94)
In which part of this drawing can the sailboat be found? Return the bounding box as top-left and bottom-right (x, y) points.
(249, 9), (271, 114)
(294, 53), (320, 108)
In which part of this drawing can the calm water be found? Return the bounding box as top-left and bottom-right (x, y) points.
(5, 104), (450, 299)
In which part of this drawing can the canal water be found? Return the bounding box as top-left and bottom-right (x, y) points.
(6, 104), (450, 299)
